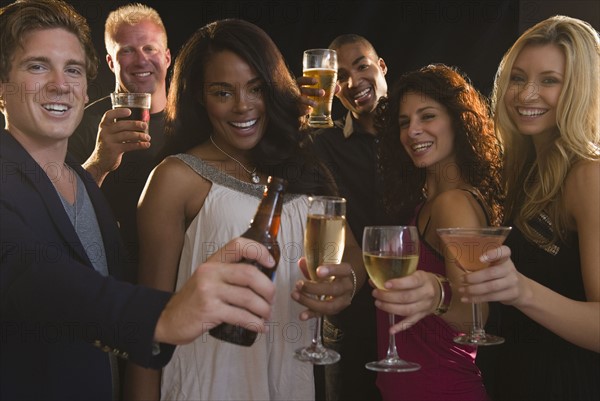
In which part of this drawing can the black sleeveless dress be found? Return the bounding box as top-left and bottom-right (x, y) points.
(477, 215), (599, 400)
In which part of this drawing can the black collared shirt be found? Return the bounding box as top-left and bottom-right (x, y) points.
(312, 111), (389, 245)
(311, 111), (387, 401)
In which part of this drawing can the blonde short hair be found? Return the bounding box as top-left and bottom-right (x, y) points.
(104, 3), (167, 55)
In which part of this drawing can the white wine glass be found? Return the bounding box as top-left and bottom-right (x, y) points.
(363, 226), (421, 372)
(437, 227), (512, 346)
(294, 196), (346, 365)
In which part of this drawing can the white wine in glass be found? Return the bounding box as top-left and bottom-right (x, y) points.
(437, 226), (512, 346)
(294, 196), (346, 365)
(363, 226), (421, 373)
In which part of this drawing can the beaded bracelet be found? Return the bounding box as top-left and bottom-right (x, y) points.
(349, 268), (357, 300)
(432, 274), (452, 316)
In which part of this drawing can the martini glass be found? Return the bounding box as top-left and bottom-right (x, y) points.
(437, 227), (512, 346)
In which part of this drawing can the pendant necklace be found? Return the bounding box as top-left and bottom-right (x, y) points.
(210, 136), (260, 184)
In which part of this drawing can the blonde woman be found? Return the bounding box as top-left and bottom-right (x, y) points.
(464, 16), (600, 400)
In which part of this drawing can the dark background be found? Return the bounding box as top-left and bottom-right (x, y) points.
(45, 0), (600, 118)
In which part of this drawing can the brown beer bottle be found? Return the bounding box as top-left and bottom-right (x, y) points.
(208, 176), (287, 346)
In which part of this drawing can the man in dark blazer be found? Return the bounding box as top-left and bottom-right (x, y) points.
(0, 1), (276, 399)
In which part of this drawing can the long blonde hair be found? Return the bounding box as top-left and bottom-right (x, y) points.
(492, 15), (600, 244)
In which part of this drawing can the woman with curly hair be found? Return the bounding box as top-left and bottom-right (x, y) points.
(467, 16), (599, 400)
(372, 64), (503, 400)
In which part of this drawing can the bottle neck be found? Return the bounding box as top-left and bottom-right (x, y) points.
(244, 191), (283, 241)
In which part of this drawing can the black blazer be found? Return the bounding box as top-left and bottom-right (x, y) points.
(0, 130), (173, 400)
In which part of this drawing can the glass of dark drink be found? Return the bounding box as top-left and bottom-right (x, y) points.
(110, 92), (151, 134)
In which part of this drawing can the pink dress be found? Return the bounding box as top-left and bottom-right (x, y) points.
(375, 204), (490, 401)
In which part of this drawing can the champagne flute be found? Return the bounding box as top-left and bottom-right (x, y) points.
(363, 226), (421, 372)
(436, 227), (512, 346)
(294, 196), (346, 365)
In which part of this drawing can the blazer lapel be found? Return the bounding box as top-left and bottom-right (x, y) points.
(1, 130), (92, 267)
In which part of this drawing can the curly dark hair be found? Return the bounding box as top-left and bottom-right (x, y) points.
(376, 64), (504, 225)
(161, 18), (335, 195)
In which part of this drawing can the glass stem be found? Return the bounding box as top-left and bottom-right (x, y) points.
(385, 313), (400, 360)
(312, 316), (324, 350)
(471, 302), (486, 339)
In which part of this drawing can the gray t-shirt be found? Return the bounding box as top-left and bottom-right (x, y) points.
(57, 172), (108, 276)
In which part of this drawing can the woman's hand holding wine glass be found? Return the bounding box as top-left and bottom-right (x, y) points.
(372, 270), (446, 333)
(292, 258), (356, 320)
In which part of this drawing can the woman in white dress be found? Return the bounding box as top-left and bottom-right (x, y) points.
(125, 19), (364, 401)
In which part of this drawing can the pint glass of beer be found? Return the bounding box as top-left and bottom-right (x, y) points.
(110, 92), (151, 135)
(302, 49), (338, 128)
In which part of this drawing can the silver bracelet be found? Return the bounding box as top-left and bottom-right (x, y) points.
(349, 268), (357, 300)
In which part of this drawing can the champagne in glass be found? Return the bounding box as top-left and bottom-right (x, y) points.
(437, 227), (512, 346)
(304, 214), (346, 281)
(294, 196), (346, 365)
(363, 226), (421, 373)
